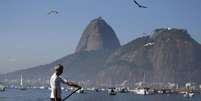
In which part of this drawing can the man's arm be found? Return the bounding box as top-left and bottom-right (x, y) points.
(66, 80), (81, 89)
(61, 78), (81, 89)
(60, 77), (81, 88)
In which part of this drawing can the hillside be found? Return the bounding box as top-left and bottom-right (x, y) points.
(97, 28), (201, 86)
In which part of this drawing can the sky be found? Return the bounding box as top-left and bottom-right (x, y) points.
(0, 0), (201, 74)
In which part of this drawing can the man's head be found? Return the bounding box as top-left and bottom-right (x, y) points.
(54, 64), (64, 76)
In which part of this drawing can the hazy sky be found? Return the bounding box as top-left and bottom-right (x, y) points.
(0, 0), (201, 73)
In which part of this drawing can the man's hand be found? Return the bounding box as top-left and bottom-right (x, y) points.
(73, 84), (81, 89)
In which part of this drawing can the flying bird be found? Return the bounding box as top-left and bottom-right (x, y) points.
(48, 10), (59, 15)
(133, 0), (147, 8)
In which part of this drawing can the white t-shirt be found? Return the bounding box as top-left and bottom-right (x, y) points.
(50, 73), (67, 98)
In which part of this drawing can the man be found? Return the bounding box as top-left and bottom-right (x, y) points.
(50, 64), (81, 101)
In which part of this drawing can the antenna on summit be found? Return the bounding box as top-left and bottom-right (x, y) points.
(97, 16), (103, 20)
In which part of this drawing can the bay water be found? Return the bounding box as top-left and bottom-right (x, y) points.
(0, 88), (200, 101)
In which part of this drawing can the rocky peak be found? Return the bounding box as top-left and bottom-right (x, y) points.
(75, 17), (120, 53)
(150, 28), (191, 41)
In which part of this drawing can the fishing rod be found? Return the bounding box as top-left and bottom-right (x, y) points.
(62, 88), (81, 101)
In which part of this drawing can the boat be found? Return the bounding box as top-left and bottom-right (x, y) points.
(108, 88), (117, 95)
(119, 87), (129, 93)
(157, 88), (172, 94)
(61, 87), (65, 90)
(0, 84), (6, 92)
(135, 88), (147, 95)
(77, 88), (86, 94)
(19, 75), (26, 90)
(184, 92), (194, 98)
(134, 87), (152, 95)
(134, 73), (153, 95)
(39, 86), (46, 90)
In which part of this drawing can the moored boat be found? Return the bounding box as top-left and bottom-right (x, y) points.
(134, 87), (152, 95)
(0, 84), (6, 92)
(184, 92), (194, 98)
(19, 75), (26, 90)
(108, 88), (117, 95)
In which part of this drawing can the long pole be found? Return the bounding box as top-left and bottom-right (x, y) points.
(62, 88), (81, 101)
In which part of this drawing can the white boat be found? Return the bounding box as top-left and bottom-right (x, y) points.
(119, 88), (129, 93)
(100, 88), (106, 92)
(135, 89), (147, 95)
(39, 86), (46, 89)
(134, 88), (152, 95)
(108, 88), (117, 95)
(61, 87), (65, 90)
(184, 92), (194, 98)
(19, 75), (26, 90)
(0, 84), (6, 92)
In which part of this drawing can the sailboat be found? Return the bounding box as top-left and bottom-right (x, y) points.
(19, 75), (26, 90)
(0, 84), (6, 92)
(135, 72), (153, 95)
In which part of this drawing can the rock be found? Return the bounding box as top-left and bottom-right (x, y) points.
(75, 17), (120, 53)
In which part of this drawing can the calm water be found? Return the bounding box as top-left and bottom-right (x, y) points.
(0, 88), (201, 101)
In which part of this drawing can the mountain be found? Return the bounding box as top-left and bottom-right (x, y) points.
(3, 50), (113, 81)
(97, 28), (201, 85)
(1, 17), (201, 87)
(75, 17), (120, 53)
(1, 17), (120, 86)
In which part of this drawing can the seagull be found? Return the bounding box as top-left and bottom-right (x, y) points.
(133, 0), (147, 8)
(48, 10), (59, 15)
